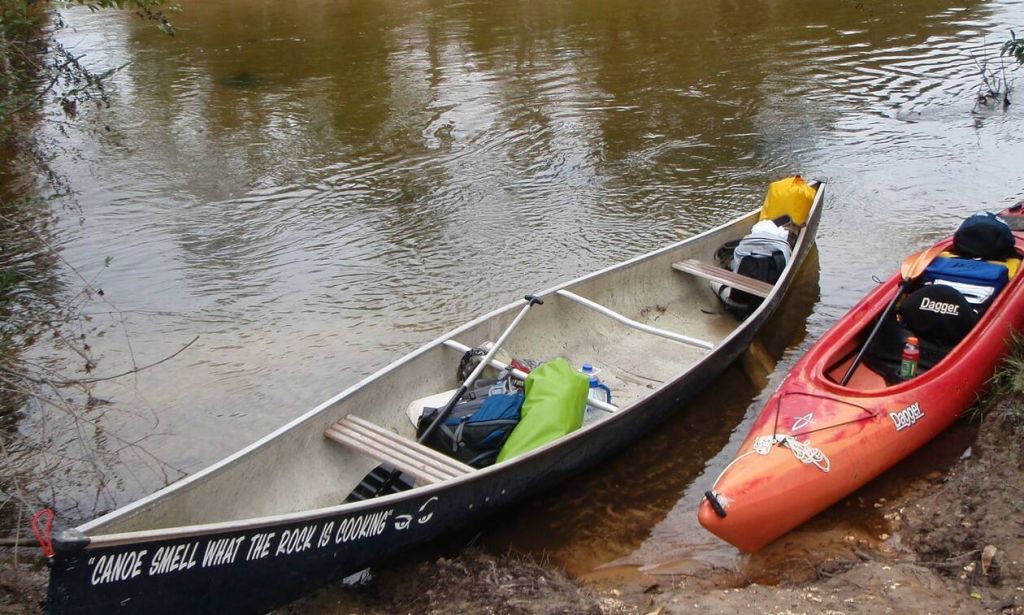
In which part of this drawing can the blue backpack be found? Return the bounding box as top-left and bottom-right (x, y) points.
(417, 382), (523, 468)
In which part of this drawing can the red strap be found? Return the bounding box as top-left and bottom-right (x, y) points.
(31, 508), (55, 557)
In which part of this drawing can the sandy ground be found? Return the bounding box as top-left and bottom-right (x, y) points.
(5, 397), (1022, 614)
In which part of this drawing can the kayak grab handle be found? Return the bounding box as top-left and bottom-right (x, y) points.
(704, 491), (727, 518)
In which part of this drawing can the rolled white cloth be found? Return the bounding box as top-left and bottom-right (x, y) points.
(730, 221), (792, 270)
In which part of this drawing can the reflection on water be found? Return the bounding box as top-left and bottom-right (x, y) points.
(29, 0), (1024, 578)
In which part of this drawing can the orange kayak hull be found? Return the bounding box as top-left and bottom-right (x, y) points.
(699, 206), (1024, 552)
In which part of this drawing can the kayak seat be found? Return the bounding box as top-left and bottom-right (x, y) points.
(325, 414), (474, 485)
(898, 283), (978, 345)
(861, 283), (979, 386)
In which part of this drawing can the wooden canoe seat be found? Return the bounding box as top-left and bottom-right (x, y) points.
(325, 414), (473, 485)
(672, 259), (773, 299)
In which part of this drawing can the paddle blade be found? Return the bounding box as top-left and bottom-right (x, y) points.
(900, 243), (946, 281)
(345, 464), (415, 503)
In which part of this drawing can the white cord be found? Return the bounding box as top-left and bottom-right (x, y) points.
(753, 434), (831, 472)
(709, 433), (830, 493)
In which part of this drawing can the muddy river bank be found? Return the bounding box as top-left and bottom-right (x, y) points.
(279, 393), (1024, 615)
(4, 390), (1021, 613)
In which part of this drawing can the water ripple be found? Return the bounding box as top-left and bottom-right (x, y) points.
(32, 0), (1024, 544)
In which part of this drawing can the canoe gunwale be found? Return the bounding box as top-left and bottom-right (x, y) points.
(65, 185), (825, 551)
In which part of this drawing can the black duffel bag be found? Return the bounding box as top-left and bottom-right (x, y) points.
(953, 212), (1016, 260)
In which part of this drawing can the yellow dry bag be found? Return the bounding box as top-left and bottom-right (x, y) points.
(759, 175), (816, 226)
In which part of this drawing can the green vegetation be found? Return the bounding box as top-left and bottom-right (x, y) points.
(971, 30), (1023, 111)
(1, 0), (170, 402)
(1, 1), (176, 131)
(1003, 31), (1024, 66)
(1, 0), (178, 364)
(971, 333), (1024, 425)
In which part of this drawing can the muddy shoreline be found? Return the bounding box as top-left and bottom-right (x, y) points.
(281, 394), (1024, 614)
(4, 396), (1022, 613)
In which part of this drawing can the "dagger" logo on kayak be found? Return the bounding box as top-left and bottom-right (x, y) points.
(890, 402), (925, 431)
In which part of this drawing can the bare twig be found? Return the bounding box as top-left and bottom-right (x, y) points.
(71, 335), (199, 384)
(14, 501), (23, 582)
(0, 537), (40, 548)
(1, 0), (186, 533)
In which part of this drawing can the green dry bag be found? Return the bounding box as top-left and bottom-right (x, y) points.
(496, 357), (588, 462)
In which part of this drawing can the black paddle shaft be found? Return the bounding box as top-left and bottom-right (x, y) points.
(839, 281), (906, 386)
(372, 294), (543, 496)
(417, 294), (543, 444)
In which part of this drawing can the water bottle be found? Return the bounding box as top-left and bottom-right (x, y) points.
(898, 336), (920, 380)
(581, 363), (612, 419)
(488, 374), (510, 396)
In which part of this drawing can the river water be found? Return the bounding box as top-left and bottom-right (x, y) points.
(26, 0), (1024, 584)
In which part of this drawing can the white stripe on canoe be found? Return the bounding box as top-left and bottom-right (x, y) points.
(555, 289), (715, 350)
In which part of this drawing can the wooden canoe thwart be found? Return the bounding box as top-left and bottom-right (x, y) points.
(671, 259), (774, 299)
(47, 182), (825, 614)
(324, 415), (474, 484)
(698, 204), (1024, 553)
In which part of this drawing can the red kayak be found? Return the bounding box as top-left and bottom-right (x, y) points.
(698, 204), (1024, 552)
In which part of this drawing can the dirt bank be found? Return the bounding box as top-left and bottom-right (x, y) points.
(286, 394), (1024, 615)
(0, 546), (47, 614)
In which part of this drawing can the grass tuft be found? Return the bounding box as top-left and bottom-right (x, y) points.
(969, 332), (1024, 424)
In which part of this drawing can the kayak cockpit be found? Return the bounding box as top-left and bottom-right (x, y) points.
(823, 338), (890, 390)
(822, 232), (1023, 391)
